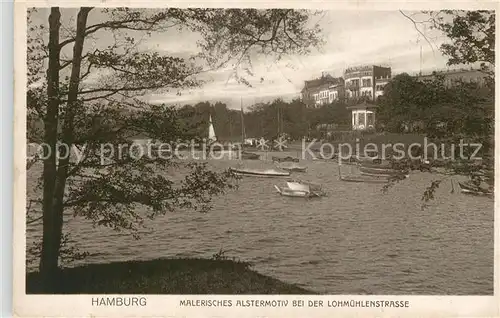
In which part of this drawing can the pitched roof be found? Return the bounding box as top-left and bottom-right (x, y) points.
(302, 74), (342, 91)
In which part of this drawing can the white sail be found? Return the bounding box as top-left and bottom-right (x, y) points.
(208, 114), (217, 142)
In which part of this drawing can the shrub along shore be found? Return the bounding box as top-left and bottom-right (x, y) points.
(26, 258), (315, 294)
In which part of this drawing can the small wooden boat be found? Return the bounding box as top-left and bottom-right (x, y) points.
(359, 166), (406, 176)
(272, 156), (299, 163)
(360, 171), (409, 179)
(340, 175), (389, 184)
(287, 180), (325, 196)
(240, 151), (260, 160)
(274, 184), (323, 198)
(280, 164), (307, 173)
(274, 185), (311, 197)
(287, 181), (312, 191)
(338, 165), (388, 184)
(229, 167), (290, 177)
(458, 182), (493, 197)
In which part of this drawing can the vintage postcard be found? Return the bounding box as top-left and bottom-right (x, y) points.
(13, 0), (499, 317)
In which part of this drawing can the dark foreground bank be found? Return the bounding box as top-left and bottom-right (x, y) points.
(26, 258), (315, 294)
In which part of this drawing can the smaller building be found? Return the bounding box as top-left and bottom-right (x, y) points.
(301, 73), (344, 107)
(415, 68), (488, 87)
(346, 102), (377, 131)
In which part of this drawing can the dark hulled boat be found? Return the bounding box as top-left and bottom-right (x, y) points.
(272, 156), (300, 163)
(458, 182), (493, 197)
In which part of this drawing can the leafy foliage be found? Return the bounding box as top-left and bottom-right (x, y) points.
(26, 7), (323, 278)
(377, 73), (493, 137)
(380, 10), (495, 206)
(427, 10), (495, 70)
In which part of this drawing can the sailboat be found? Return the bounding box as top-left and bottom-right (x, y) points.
(208, 114), (217, 143)
(205, 112), (236, 158)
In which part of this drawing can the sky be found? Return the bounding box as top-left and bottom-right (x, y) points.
(144, 10), (452, 109)
(30, 9), (457, 110)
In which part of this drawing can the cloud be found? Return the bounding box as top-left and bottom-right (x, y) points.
(146, 10), (453, 108)
(29, 9), (455, 110)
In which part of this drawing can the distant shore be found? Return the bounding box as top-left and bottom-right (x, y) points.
(26, 258), (315, 294)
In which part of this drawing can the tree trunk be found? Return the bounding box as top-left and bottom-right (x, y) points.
(39, 7), (92, 292)
(52, 7), (92, 229)
(39, 7), (61, 291)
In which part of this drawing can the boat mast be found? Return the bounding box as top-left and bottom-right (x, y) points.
(240, 97), (246, 144)
(229, 114), (233, 139)
(277, 105), (280, 137)
(277, 103), (283, 138)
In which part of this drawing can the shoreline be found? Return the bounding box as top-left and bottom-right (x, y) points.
(26, 258), (316, 294)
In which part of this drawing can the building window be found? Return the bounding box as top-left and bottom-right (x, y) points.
(358, 113), (365, 126)
(362, 78), (372, 87)
(367, 113), (375, 127)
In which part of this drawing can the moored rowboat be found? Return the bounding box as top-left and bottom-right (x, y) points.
(274, 185), (311, 197)
(458, 182), (493, 196)
(286, 180), (325, 196)
(287, 180), (322, 191)
(360, 171), (409, 179)
(274, 184), (324, 198)
(338, 165), (389, 183)
(272, 156), (300, 163)
(280, 164), (307, 172)
(359, 166), (407, 177)
(240, 151), (260, 160)
(339, 175), (389, 184)
(229, 167), (290, 177)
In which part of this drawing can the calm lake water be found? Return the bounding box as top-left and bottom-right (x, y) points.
(26, 151), (494, 294)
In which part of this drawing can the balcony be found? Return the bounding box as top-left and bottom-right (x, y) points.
(346, 82), (360, 91)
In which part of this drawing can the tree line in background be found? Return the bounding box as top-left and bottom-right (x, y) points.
(377, 73), (493, 138)
(173, 98), (350, 142)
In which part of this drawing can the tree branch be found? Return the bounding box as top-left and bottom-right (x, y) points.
(399, 10), (436, 54)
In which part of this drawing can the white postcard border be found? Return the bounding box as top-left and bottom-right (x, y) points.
(13, 1), (500, 317)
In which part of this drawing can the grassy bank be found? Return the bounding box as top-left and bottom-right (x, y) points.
(26, 258), (315, 294)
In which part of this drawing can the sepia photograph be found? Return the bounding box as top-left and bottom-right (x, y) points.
(15, 1), (497, 315)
